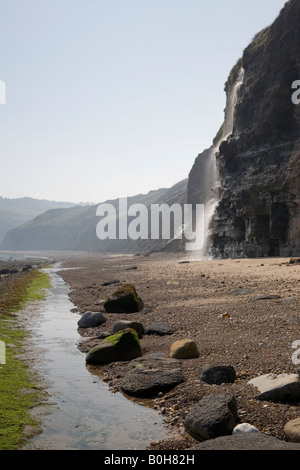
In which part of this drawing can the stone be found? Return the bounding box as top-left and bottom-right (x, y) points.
(112, 320), (145, 338)
(170, 339), (199, 359)
(121, 355), (184, 397)
(146, 322), (173, 336)
(97, 331), (111, 339)
(77, 311), (107, 328)
(101, 280), (120, 287)
(232, 423), (260, 434)
(200, 365), (237, 385)
(190, 433), (300, 450)
(184, 393), (238, 441)
(251, 294), (281, 300)
(103, 283), (144, 313)
(248, 373), (300, 402)
(85, 328), (142, 365)
(284, 418), (300, 443)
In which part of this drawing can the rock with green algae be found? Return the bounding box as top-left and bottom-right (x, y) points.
(85, 328), (142, 365)
(103, 283), (144, 313)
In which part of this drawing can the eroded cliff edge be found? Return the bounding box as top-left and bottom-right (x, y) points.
(187, 0), (300, 258)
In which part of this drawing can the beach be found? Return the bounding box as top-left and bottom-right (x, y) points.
(56, 252), (300, 449)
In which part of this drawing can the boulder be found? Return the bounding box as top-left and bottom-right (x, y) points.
(85, 328), (142, 365)
(146, 322), (173, 336)
(190, 433), (300, 450)
(112, 320), (145, 338)
(184, 393), (238, 441)
(77, 311), (107, 328)
(103, 283), (144, 313)
(284, 418), (300, 443)
(200, 365), (237, 385)
(121, 354), (184, 397)
(248, 373), (300, 402)
(170, 339), (199, 359)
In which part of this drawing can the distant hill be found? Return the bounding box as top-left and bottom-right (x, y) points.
(0, 196), (78, 243)
(0, 180), (188, 253)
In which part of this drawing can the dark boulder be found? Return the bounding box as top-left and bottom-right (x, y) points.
(103, 284), (144, 313)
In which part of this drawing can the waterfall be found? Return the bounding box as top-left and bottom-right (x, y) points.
(193, 67), (245, 258)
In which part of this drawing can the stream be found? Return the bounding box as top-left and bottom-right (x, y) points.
(22, 265), (168, 450)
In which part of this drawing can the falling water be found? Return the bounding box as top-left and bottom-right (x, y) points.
(195, 67), (245, 258)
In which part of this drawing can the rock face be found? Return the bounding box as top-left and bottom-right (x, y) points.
(85, 328), (142, 365)
(187, 0), (300, 258)
(103, 284), (144, 313)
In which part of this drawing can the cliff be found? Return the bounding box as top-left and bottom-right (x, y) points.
(187, 0), (300, 258)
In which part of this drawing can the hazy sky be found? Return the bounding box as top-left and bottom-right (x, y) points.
(0, 0), (287, 204)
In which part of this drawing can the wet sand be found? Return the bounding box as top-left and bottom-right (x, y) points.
(57, 252), (300, 450)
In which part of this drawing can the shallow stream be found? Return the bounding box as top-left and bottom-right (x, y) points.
(22, 265), (167, 450)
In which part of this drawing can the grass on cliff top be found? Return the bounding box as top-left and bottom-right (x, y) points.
(0, 269), (51, 450)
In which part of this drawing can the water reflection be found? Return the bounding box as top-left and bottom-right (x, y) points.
(23, 266), (167, 450)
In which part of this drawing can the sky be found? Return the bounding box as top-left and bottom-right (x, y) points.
(0, 0), (288, 204)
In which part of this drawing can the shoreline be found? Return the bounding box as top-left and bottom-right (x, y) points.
(56, 252), (300, 450)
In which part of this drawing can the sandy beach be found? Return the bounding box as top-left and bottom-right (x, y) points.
(57, 252), (300, 449)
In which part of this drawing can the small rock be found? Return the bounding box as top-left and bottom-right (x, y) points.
(103, 283), (144, 313)
(85, 328), (142, 365)
(97, 331), (111, 339)
(112, 320), (145, 338)
(251, 294), (281, 300)
(121, 355), (184, 397)
(146, 322), (173, 336)
(232, 423), (260, 434)
(170, 339), (200, 359)
(101, 280), (120, 287)
(200, 365), (237, 385)
(77, 311), (107, 328)
(248, 373), (300, 402)
(284, 418), (300, 443)
(184, 393), (238, 441)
